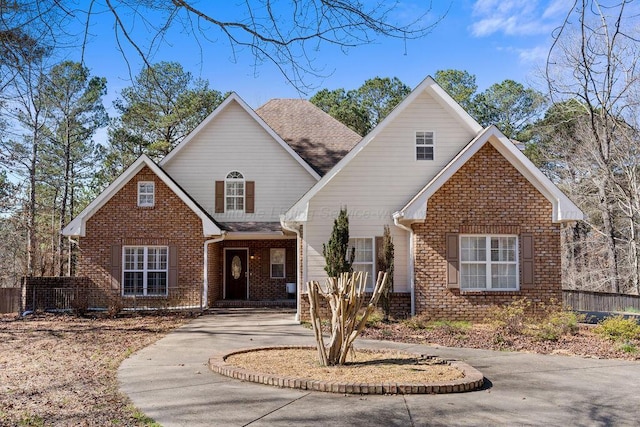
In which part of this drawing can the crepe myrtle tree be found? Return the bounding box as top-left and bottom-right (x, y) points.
(309, 208), (390, 366)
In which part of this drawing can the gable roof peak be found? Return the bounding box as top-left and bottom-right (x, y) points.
(62, 154), (223, 237)
(159, 92), (321, 180)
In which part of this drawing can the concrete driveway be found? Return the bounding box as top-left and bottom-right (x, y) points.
(118, 309), (640, 426)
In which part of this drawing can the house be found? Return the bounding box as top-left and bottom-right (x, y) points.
(62, 76), (583, 320)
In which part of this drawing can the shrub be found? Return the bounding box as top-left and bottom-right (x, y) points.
(535, 310), (583, 341)
(486, 298), (531, 335)
(427, 320), (471, 336)
(360, 308), (384, 327)
(594, 316), (640, 342)
(403, 315), (430, 330)
(487, 299), (584, 342)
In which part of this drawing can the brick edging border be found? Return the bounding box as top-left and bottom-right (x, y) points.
(208, 346), (485, 394)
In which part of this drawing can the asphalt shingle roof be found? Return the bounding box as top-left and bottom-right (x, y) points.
(256, 99), (362, 176)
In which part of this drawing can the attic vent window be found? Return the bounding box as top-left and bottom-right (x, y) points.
(416, 131), (434, 160)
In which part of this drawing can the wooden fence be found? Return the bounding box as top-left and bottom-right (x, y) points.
(0, 288), (21, 314)
(562, 289), (640, 312)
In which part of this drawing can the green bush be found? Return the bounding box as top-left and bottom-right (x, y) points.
(594, 316), (640, 341)
(535, 310), (583, 341)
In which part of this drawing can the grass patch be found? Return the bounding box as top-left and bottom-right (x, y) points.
(618, 342), (638, 354)
(129, 406), (161, 426)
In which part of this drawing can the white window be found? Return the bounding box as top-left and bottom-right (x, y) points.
(460, 236), (518, 290)
(123, 246), (168, 296)
(270, 248), (285, 278)
(416, 131), (434, 160)
(348, 238), (374, 290)
(137, 182), (155, 207)
(225, 171), (244, 212)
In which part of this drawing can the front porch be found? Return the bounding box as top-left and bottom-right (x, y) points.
(207, 235), (298, 307)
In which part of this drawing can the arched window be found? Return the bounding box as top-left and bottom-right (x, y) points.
(225, 171), (245, 212)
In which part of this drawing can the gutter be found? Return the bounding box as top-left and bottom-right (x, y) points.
(280, 216), (303, 322)
(203, 232), (227, 309)
(393, 211), (416, 316)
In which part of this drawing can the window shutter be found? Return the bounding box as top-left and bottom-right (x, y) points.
(375, 236), (383, 273)
(246, 181), (255, 213)
(215, 181), (224, 213)
(285, 248), (294, 278)
(262, 248), (271, 277)
(521, 234), (534, 288)
(169, 246), (178, 288)
(445, 233), (459, 288)
(110, 244), (122, 291)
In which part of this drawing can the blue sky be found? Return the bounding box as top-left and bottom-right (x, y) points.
(70, 0), (570, 111)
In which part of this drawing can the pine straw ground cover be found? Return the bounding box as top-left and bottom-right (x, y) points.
(360, 308), (640, 361)
(0, 313), (188, 427)
(225, 348), (464, 384)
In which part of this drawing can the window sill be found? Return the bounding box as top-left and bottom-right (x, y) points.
(122, 294), (169, 298)
(459, 289), (520, 295)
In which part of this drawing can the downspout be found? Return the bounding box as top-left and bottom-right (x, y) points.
(393, 212), (416, 316)
(280, 217), (302, 322)
(203, 232), (226, 310)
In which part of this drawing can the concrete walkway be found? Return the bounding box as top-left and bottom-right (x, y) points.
(118, 310), (640, 426)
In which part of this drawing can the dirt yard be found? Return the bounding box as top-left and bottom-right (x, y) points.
(1, 311), (637, 426)
(0, 313), (188, 426)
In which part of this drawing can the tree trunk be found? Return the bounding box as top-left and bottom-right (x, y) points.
(307, 271), (389, 366)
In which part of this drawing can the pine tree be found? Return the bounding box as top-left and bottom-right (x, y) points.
(322, 207), (354, 278)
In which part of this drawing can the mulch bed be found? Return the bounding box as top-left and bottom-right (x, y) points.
(361, 322), (640, 360)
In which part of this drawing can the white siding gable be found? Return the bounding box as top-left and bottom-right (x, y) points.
(162, 99), (318, 222)
(302, 86), (480, 292)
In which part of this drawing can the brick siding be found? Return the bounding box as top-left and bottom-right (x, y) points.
(413, 142), (562, 321)
(298, 292), (411, 322)
(77, 167), (205, 309)
(77, 167), (300, 309)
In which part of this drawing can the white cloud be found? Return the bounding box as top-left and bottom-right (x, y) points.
(469, 0), (565, 37)
(518, 45), (549, 63)
(542, 0), (569, 19)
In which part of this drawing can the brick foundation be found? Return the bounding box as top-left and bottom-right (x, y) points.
(298, 292), (411, 322)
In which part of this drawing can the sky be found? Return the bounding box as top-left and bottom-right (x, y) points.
(64, 0), (571, 116)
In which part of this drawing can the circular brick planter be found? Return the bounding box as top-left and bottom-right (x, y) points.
(209, 346), (484, 395)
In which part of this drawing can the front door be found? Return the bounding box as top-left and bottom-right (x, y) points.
(225, 249), (248, 299)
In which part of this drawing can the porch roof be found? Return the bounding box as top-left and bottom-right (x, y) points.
(219, 222), (294, 240)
